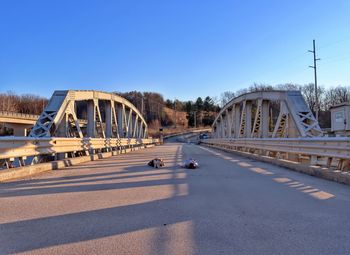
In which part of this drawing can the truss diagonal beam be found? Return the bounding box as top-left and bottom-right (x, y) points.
(29, 90), (148, 139)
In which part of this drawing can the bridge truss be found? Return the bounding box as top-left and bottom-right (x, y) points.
(30, 90), (148, 139)
(206, 91), (350, 171)
(0, 90), (158, 170)
(212, 90), (323, 139)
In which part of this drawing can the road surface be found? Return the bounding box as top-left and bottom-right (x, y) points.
(1, 143), (350, 254)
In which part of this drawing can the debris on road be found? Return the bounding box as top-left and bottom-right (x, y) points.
(181, 158), (199, 169)
(148, 158), (165, 168)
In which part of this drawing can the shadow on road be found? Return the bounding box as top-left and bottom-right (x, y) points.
(0, 144), (193, 254)
(1, 143), (350, 254)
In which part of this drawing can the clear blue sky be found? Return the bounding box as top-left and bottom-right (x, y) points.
(0, 0), (349, 100)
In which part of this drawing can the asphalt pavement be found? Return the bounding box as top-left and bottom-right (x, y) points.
(1, 143), (350, 255)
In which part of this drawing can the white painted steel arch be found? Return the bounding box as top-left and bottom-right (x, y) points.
(30, 90), (148, 138)
(212, 90), (322, 138)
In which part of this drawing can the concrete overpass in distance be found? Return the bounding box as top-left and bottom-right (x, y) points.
(0, 111), (39, 136)
(0, 111), (90, 137)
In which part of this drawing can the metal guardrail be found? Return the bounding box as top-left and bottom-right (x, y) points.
(201, 138), (350, 170)
(0, 137), (159, 169)
(163, 128), (211, 139)
(0, 111), (39, 120)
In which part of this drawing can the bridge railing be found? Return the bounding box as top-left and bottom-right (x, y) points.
(163, 128), (211, 139)
(201, 138), (350, 170)
(0, 111), (39, 120)
(0, 137), (159, 169)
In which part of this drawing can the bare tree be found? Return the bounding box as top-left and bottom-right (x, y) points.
(248, 83), (274, 92)
(301, 83), (325, 112)
(220, 91), (235, 107)
(324, 86), (350, 110)
(0, 92), (48, 114)
(275, 83), (301, 91)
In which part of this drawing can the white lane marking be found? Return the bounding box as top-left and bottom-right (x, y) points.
(198, 146), (335, 200)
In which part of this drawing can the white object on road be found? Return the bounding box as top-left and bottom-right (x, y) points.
(181, 158), (199, 169)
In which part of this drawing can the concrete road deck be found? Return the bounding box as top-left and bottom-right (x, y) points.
(1, 143), (350, 255)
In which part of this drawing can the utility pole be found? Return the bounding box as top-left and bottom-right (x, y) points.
(174, 99), (177, 128)
(308, 39), (321, 121)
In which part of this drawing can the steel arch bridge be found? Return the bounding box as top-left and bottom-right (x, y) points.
(30, 90), (148, 139)
(212, 90), (323, 139)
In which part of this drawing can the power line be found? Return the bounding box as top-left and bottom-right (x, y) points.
(321, 52), (350, 63)
(318, 35), (350, 49)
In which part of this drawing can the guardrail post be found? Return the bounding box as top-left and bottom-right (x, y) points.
(286, 153), (299, 162)
(56, 153), (67, 160)
(338, 159), (350, 171)
(310, 155), (318, 165)
(18, 157), (26, 167)
(326, 157), (333, 168)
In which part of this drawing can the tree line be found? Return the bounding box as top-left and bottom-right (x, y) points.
(165, 96), (220, 127)
(0, 92), (48, 115)
(116, 91), (220, 128)
(116, 91), (170, 128)
(2, 83), (350, 129)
